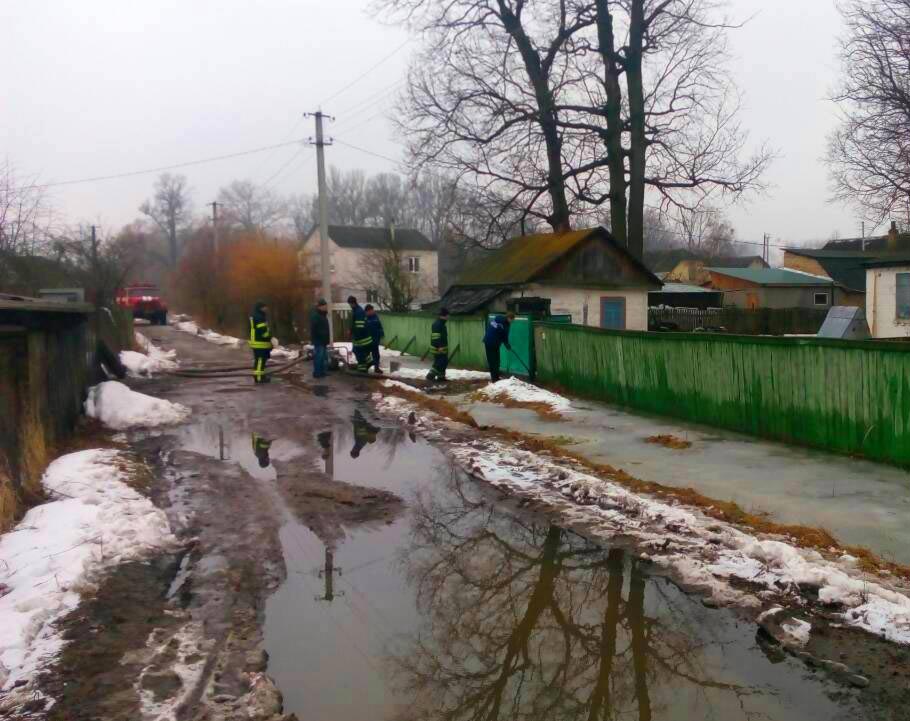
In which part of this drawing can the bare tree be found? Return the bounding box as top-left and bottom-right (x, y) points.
(672, 204), (735, 255)
(355, 231), (428, 311)
(217, 179), (287, 234)
(140, 173), (192, 267)
(827, 0), (910, 224)
(0, 160), (56, 260)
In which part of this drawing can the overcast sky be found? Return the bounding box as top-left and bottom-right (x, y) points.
(2, 0), (861, 255)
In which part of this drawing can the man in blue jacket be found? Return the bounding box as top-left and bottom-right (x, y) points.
(365, 304), (384, 374)
(483, 311), (515, 382)
(348, 295), (372, 373)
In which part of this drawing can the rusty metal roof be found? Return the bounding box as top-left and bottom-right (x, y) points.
(0, 293), (93, 314)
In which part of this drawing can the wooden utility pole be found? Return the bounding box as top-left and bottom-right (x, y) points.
(209, 201), (219, 255)
(307, 110), (334, 342)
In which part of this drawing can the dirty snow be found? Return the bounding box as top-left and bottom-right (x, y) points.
(475, 376), (572, 412)
(85, 381), (190, 430)
(0, 449), (178, 698)
(376, 394), (910, 647)
(382, 379), (425, 394)
(392, 367), (489, 381)
(120, 333), (178, 377)
(174, 318), (300, 358)
(781, 618), (812, 647)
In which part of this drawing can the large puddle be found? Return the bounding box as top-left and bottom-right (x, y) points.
(264, 409), (864, 720)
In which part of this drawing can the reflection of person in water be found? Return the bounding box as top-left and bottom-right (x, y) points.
(350, 410), (380, 458)
(317, 431), (333, 457)
(251, 432), (272, 468)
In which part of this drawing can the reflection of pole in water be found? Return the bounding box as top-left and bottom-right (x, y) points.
(219, 425), (226, 461)
(317, 431), (333, 478)
(316, 546), (343, 602)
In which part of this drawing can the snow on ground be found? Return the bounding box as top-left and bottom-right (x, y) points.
(474, 376), (573, 412)
(174, 318), (300, 358)
(392, 367), (489, 381)
(0, 449), (178, 698)
(375, 392), (910, 647)
(85, 381), (190, 430)
(382, 379), (425, 394)
(121, 333), (178, 377)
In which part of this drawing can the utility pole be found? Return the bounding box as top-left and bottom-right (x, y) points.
(209, 201), (219, 255)
(762, 233), (769, 265)
(862, 221), (866, 252)
(306, 110), (334, 342)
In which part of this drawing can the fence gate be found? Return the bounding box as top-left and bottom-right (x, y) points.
(492, 315), (533, 378)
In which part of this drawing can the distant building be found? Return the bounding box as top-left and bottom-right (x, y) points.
(706, 267), (843, 310)
(300, 225), (438, 307)
(864, 255), (910, 338)
(438, 226), (662, 330)
(663, 255), (768, 285)
(649, 283), (723, 310)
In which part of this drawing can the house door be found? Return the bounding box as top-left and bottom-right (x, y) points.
(600, 297), (626, 330)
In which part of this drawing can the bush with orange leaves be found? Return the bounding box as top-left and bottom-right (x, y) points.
(173, 229), (317, 341)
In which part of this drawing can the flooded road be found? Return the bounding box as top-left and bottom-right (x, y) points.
(264, 409), (864, 721)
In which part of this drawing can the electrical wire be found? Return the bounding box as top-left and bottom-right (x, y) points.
(12, 138), (309, 192)
(318, 38), (412, 107)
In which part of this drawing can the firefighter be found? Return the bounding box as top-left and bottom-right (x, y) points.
(483, 311), (515, 382)
(251, 432), (272, 468)
(348, 295), (373, 373)
(365, 304), (384, 374)
(248, 301), (274, 384)
(426, 307), (449, 382)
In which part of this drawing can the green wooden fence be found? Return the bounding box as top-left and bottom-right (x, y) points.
(534, 323), (910, 466)
(382, 313), (488, 369)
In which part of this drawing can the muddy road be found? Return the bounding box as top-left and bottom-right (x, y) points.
(29, 325), (907, 720)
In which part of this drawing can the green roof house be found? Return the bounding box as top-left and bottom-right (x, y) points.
(438, 226), (661, 330)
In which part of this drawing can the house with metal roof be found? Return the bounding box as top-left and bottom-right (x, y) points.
(437, 226), (662, 330)
(300, 225), (439, 307)
(662, 255), (768, 285)
(705, 267), (849, 310)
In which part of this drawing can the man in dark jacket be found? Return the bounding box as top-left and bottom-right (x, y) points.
(426, 307), (449, 381)
(483, 312), (514, 382)
(348, 295), (372, 373)
(365, 304), (384, 374)
(248, 301), (273, 384)
(310, 298), (330, 379)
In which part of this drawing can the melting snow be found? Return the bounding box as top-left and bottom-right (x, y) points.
(0, 449), (178, 698)
(85, 381), (190, 430)
(392, 367), (489, 381)
(474, 376), (572, 412)
(120, 333), (178, 377)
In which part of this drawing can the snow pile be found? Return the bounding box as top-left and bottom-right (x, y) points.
(174, 320), (200, 335)
(392, 367), (489, 381)
(376, 394), (910, 647)
(382, 379), (425, 394)
(475, 377), (572, 412)
(0, 449), (178, 694)
(85, 381), (190, 430)
(174, 318), (300, 357)
(120, 334), (178, 377)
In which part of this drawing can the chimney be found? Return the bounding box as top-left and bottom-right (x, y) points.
(888, 220), (899, 250)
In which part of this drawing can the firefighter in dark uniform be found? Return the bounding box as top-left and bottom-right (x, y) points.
(348, 295), (373, 373)
(426, 307), (449, 381)
(248, 301), (273, 384)
(251, 433), (272, 468)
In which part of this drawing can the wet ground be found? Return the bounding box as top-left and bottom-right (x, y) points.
(26, 326), (908, 720)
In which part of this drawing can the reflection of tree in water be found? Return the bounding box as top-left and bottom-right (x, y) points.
(388, 472), (768, 721)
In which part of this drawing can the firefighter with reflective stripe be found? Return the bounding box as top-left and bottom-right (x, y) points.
(426, 307), (449, 381)
(348, 295), (372, 373)
(251, 432), (272, 468)
(248, 301), (273, 384)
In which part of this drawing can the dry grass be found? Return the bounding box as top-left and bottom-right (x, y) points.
(470, 390), (565, 422)
(645, 434), (693, 450)
(377, 385), (910, 581)
(0, 454), (17, 534)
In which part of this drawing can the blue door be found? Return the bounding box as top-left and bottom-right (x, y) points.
(600, 298), (626, 329)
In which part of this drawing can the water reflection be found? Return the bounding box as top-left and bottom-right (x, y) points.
(252, 432), (272, 469)
(351, 410), (381, 458)
(385, 471), (854, 721)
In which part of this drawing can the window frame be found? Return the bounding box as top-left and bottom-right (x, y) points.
(813, 292), (830, 307)
(896, 272), (910, 320)
(407, 256), (420, 274)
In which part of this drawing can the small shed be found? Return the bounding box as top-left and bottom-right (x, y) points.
(864, 255), (910, 338)
(649, 283), (723, 310)
(706, 268), (842, 310)
(438, 226), (662, 330)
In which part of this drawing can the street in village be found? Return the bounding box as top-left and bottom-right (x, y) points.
(3, 321), (910, 720)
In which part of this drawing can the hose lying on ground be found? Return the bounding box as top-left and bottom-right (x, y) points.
(166, 354), (310, 379)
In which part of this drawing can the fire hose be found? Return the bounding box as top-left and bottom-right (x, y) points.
(165, 345), (355, 380)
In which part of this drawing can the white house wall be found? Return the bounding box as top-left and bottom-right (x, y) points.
(518, 285), (649, 330)
(866, 265), (910, 338)
(300, 229), (439, 305)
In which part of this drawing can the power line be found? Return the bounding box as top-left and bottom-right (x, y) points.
(318, 38), (412, 107)
(13, 138), (308, 192)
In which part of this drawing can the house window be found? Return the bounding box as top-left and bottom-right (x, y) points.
(407, 256), (420, 274)
(896, 273), (910, 319)
(814, 292), (829, 306)
(366, 289), (379, 304)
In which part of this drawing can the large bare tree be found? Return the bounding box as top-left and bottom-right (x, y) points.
(217, 179), (288, 234)
(140, 173), (192, 267)
(827, 0), (910, 224)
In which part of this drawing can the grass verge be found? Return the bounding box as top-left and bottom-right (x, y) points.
(645, 434), (693, 450)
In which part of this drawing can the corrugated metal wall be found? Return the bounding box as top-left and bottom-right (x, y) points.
(534, 323), (910, 466)
(381, 313), (488, 369)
